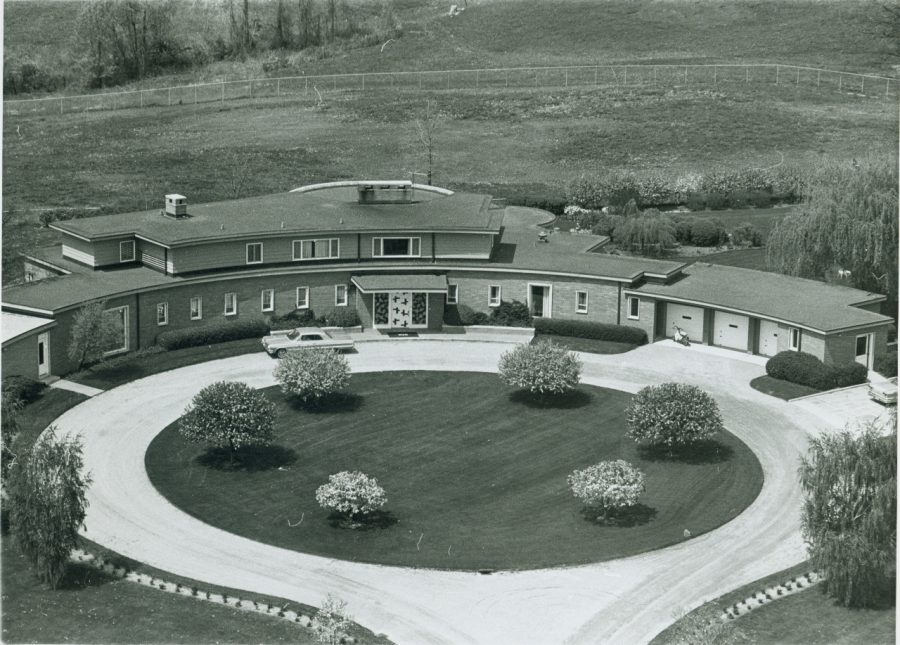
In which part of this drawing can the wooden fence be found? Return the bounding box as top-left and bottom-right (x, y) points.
(4, 63), (897, 117)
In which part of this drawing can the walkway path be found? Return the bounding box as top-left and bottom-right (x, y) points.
(49, 378), (104, 397)
(51, 341), (825, 644)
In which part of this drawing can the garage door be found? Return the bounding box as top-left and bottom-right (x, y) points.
(713, 311), (749, 351)
(758, 320), (780, 357)
(666, 303), (704, 342)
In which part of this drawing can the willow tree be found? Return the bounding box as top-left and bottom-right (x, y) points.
(614, 210), (677, 257)
(766, 156), (898, 306)
(799, 423), (896, 608)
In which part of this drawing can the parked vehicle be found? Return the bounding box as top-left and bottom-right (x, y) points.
(867, 380), (897, 405)
(261, 327), (354, 358)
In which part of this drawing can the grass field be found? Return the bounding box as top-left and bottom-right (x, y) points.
(5, 0), (896, 93)
(146, 371), (762, 570)
(750, 375), (821, 401)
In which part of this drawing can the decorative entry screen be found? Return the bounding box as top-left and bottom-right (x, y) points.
(374, 291), (428, 329)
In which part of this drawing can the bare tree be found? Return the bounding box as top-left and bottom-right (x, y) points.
(414, 100), (441, 186)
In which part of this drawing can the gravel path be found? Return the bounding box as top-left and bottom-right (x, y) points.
(50, 341), (821, 644)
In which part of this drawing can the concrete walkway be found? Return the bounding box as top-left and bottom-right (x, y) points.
(48, 341), (827, 645)
(49, 379), (104, 397)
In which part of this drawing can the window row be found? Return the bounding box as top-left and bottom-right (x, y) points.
(445, 284), (594, 314)
(156, 286), (349, 325)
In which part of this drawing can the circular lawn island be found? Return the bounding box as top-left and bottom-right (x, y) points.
(146, 371), (762, 570)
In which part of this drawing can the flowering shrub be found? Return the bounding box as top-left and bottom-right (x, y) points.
(274, 347), (350, 403)
(626, 383), (724, 449)
(316, 471), (387, 524)
(498, 340), (581, 395)
(568, 460), (645, 517)
(313, 594), (352, 645)
(179, 381), (275, 457)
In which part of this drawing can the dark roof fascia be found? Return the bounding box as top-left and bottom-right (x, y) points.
(1, 303), (55, 317)
(623, 290), (892, 335)
(162, 227), (501, 248)
(49, 223), (93, 242)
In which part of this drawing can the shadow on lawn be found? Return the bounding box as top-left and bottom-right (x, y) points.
(638, 439), (734, 465)
(508, 388), (592, 409)
(581, 503), (657, 528)
(196, 444), (297, 472)
(287, 392), (364, 414)
(327, 510), (398, 531)
(56, 562), (118, 591)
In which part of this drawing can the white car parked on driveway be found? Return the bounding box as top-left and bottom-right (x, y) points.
(261, 327), (355, 358)
(867, 380), (898, 405)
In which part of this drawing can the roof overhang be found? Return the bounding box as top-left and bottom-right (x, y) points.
(351, 274), (449, 293)
(2, 311), (57, 346)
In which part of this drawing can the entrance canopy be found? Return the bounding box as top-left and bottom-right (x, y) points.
(351, 274), (448, 294)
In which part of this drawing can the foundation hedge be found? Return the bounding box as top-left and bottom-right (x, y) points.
(157, 318), (270, 350)
(765, 351), (868, 390)
(533, 318), (648, 345)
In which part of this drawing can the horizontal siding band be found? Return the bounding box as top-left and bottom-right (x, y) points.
(62, 245), (95, 267)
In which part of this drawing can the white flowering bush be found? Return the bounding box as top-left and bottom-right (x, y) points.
(568, 460), (645, 518)
(179, 381), (275, 460)
(316, 471), (387, 525)
(626, 383), (723, 450)
(313, 594), (352, 645)
(274, 347), (350, 403)
(498, 340), (581, 395)
(673, 172), (703, 197)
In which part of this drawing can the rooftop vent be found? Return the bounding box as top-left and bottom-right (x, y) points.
(356, 181), (414, 205)
(164, 194), (188, 218)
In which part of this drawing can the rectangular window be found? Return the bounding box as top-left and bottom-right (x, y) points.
(789, 327), (801, 351)
(156, 302), (168, 326)
(489, 285), (501, 307)
(261, 289), (275, 312)
(576, 291), (588, 314)
(447, 284), (459, 305)
(372, 237), (421, 258)
(628, 297), (640, 320)
(102, 306), (129, 355)
(190, 296), (203, 320)
(293, 238), (340, 261)
(296, 287), (309, 309)
(224, 292), (237, 316)
(119, 240), (135, 262)
(335, 285), (348, 307)
(246, 243), (263, 264)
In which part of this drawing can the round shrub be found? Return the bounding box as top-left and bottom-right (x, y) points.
(488, 300), (532, 327)
(273, 347), (350, 403)
(766, 351), (837, 390)
(689, 218), (726, 246)
(731, 222), (764, 247)
(498, 340), (581, 395)
(315, 471), (386, 526)
(626, 383), (724, 449)
(1, 376), (47, 405)
(568, 460), (645, 518)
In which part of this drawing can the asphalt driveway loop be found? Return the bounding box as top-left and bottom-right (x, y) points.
(47, 340), (832, 645)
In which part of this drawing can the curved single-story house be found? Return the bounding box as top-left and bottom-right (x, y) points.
(1, 181), (893, 379)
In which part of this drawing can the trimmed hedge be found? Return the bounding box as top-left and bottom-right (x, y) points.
(444, 304), (488, 326)
(765, 351), (868, 391)
(269, 309), (317, 331)
(317, 308), (361, 327)
(533, 318), (648, 345)
(157, 318), (270, 351)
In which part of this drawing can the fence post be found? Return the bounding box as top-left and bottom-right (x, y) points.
(221, 82), (225, 102)
(887, 78), (891, 98)
(277, 79), (280, 96)
(653, 66), (657, 84)
(141, 90), (144, 108)
(505, 70), (509, 88)
(624, 67), (627, 85)
(594, 67), (598, 85)
(419, 72), (422, 89)
(684, 66), (687, 84)
(447, 71), (450, 89)
(476, 69), (479, 89)
(305, 77), (308, 94)
(817, 70), (821, 87)
(775, 65), (779, 85)
(861, 76), (865, 94)
(363, 74), (366, 91)
(713, 65), (717, 84)
(838, 74), (842, 91)
(745, 66), (749, 83)
(168, 88), (171, 106)
(565, 69), (568, 87)
(796, 68), (800, 85)
(60, 98), (64, 114)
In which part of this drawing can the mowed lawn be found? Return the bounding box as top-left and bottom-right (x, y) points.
(146, 371), (762, 570)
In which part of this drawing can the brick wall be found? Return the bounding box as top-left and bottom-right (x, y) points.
(1, 336), (39, 380)
(620, 295), (657, 340)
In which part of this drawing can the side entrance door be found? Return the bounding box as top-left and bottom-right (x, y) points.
(528, 284), (552, 318)
(855, 333), (872, 370)
(37, 332), (50, 378)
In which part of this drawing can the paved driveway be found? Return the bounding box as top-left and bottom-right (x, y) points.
(50, 341), (824, 644)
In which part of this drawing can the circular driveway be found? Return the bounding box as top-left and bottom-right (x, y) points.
(53, 340), (818, 644)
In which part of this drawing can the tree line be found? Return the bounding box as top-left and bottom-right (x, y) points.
(4, 0), (403, 94)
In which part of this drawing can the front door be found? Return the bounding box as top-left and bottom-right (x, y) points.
(855, 334), (872, 369)
(37, 332), (50, 377)
(529, 285), (551, 318)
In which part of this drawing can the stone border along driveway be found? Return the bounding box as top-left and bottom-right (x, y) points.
(46, 340), (828, 645)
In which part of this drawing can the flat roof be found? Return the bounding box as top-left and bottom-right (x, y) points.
(2, 311), (56, 345)
(631, 263), (892, 333)
(52, 188), (503, 247)
(351, 274), (449, 293)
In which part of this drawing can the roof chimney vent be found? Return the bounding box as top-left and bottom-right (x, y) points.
(164, 194), (188, 218)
